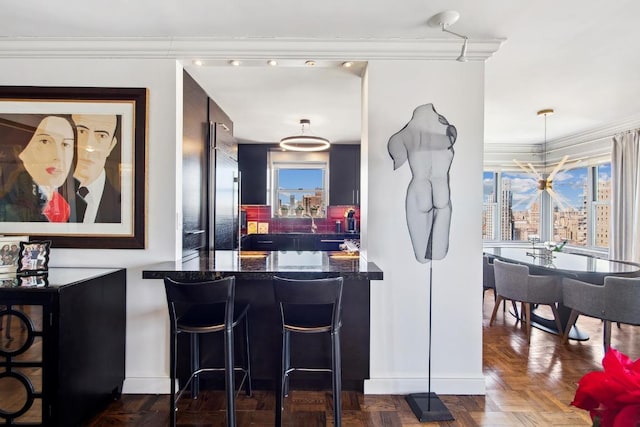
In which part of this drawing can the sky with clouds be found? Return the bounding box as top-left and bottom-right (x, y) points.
(483, 163), (611, 211)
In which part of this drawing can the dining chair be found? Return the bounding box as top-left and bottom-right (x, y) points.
(490, 259), (563, 342)
(562, 276), (640, 353)
(163, 276), (252, 427)
(483, 256), (513, 313)
(482, 255), (495, 301)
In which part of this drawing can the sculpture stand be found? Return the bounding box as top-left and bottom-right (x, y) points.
(405, 252), (454, 422)
(406, 392), (454, 422)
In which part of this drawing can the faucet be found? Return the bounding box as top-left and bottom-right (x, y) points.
(304, 214), (318, 234)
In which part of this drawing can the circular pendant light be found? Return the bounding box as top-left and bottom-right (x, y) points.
(279, 119), (330, 152)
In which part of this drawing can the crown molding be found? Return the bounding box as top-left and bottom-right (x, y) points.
(546, 113), (640, 151)
(487, 113), (640, 154)
(485, 114), (640, 168)
(0, 36), (504, 61)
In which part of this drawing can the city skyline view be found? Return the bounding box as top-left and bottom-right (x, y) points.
(277, 168), (325, 211)
(483, 163), (611, 247)
(484, 163), (611, 210)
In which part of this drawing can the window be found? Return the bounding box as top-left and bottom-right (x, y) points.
(592, 163), (611, 248)
(482, 172), (497, 240)
(501, 171), (541, 241)
(483, 161), (611, 251)
(551, 166), (588, 246)
(269, 151), (328, 218)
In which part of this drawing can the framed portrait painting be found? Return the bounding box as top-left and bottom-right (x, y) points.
(0, 86), (147, 248)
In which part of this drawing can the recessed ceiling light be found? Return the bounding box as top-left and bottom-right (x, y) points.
(229, 60), (241, 66)
(305, 60), (316, 67)
(342, 61), (353, 68)
(193, 59), (203, 66)
(267, 59), (278, 66)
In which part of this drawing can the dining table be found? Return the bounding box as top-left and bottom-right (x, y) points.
(483, 246), (640, 340)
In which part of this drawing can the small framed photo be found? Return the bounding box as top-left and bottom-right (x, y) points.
(19, 274), (48, 287)
(0, 235), (29, 273)
(17, 240), (51, 275)
(0, 274), (19, 288)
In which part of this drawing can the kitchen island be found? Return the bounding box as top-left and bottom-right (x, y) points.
(142, 250), (383, 391)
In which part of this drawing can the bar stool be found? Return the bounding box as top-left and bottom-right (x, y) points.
(163, 276), (252, 427)
(272, 276), (344, 427)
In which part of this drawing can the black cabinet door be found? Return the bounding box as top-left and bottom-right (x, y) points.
(316, 237), (345, 251)
(329, 145), (360, 205)
(252, 235), (281, 251)
(238, 144), (268, 205)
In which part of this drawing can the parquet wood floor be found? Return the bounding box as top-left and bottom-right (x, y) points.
(85, 292), (640, 426)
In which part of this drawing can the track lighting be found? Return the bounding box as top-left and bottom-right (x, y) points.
(428, 10), (470, 62)
(456, 38), (468, 62)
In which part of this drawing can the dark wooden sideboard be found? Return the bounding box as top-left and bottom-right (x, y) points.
(0, 268), (126, 426)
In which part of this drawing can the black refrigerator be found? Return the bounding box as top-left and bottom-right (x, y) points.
(212, 121), (239, 250)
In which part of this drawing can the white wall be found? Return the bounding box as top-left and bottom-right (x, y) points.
(0, 58), (181, 392)
(365, 60), (485, 394)
(0, 55), (486, 395)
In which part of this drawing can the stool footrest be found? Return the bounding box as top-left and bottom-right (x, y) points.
(176, 367), (251, 403)
(286, 367), (333, 374)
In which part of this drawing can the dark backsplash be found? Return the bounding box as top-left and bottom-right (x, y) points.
(241, 205), (360, 234)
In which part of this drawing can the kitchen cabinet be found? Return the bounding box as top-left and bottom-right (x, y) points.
(245, 234), (282, 251)
(238, 144), (269, 205)
(330, 145), (360, 205)
(241, 233), (359, 251)
(316, 236), (351, 251)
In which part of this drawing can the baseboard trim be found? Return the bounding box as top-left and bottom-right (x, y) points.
(123, 376), (486, 395)
(364, 376), (486, 395)
(122, 377), (172, 394)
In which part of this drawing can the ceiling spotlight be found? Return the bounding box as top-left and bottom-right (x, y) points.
(305, 60), (316, 67)
(342, 61), (353, 68)
(428, 10), (470, 62)
(267, 59), (278, 66)
(456, 38), (468, 62)
(280, 119), (330, 152)
(229, 60), (241, 66)
(193, 59), (203, 66)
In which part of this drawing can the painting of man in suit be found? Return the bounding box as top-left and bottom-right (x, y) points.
(71, 114), (122, 223)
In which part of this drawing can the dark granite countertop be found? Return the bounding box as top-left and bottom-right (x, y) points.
(142, 250), (383, 281)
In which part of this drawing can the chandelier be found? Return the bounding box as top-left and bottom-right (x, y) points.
(513, 108), (571, 210)
(279, 119), (330, 152)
